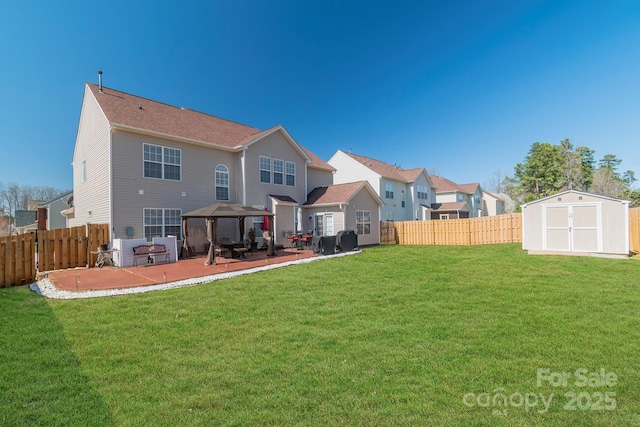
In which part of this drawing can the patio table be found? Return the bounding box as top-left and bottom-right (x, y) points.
(220, 241), (248, 258)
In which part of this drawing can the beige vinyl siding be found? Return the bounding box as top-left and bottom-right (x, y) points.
(344, 188), (381, 246)
(273, 203), (295, 243)
(244, 131), (307, 208)
(307, 167), (333, 194)
(110, 130), (237, 241)
(70, 87), (111, 227)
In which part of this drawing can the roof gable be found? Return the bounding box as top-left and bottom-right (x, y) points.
(342, 152), (426, 183)
(304, 181), (382, 206)
(430, 201), (470, 212)
(431, 175), (479, 195)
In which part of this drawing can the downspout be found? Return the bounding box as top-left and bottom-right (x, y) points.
(240, 149), (246, 205)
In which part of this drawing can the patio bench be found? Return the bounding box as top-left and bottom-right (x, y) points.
(133, 244), (170, 266)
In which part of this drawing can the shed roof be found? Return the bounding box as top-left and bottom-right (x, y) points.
(521, 190), (630, 207)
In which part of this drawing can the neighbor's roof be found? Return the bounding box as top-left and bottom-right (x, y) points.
(14, 210), (37, 227)
(344, 152), (425, 182)
(482, 190), (504, 201)
(430, 201), (469, 212)
(431, 175), (479, 194)
(304, 181), (380, 206)
(42, 191), (73, 206)
(459, 183), (480, 194)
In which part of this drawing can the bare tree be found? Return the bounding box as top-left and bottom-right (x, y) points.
(590, 168), (624, 197)
(482, 169), (506, 194)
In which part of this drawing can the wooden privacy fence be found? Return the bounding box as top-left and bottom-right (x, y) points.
(383, 213), (523, 246)
(630, 207), (640, 255)
(384, 210), (640, 253)
(0, 223), (110, 288)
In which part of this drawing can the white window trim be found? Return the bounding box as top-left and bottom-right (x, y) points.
(273, 158), (284, 186)
(356, 210), (371, 235)
(285, 161), (295, 187)
(215, 164), (230, 201)
(143, 143), (182, 181)
(143, 208), (182, 240)
(259, 156), (271, 184)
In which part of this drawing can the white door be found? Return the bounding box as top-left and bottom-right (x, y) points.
(543, 204), (601, 252)
(315, 213), (334, 236)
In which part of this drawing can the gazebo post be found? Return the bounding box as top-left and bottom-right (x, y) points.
(181, 217), (190, 259)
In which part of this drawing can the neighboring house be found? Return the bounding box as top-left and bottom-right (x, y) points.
(482, 191), (506, 216)
(328, 150), (436, 221)
(41, 191), (73, 230)
(429, 202), (470, 220)
(70, 82), (376, 249)
(14, 210), (37, 234)
(430, 176), (484, 218)
(303, 181), (383, 246)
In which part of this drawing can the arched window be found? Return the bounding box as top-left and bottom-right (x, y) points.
(215, 165), (229, 200)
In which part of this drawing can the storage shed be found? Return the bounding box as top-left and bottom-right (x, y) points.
(522, 190), (629, 257)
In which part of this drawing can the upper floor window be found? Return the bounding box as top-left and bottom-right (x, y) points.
(215, 164), (229, 200)
(259, 156), (271, 183)
(417, 185), (428, 200)
(144, 143), (181, 180)
(274, 159), (284, 185)
(385, 183), (394, 199)
(82, 160), (87, 182)
(285, 161), (295, 186)
(259, 156), (296, 186)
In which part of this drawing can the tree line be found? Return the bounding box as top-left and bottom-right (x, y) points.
(499, 139), (638, 209)
(0, 181), (71, 234)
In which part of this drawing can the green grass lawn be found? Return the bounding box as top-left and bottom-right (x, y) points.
(2, 244), (639, 426)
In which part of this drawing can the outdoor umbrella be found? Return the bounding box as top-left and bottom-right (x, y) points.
(296, 207), (302, 233)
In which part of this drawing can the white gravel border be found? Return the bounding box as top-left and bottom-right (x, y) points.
(30, 250), (361, 300)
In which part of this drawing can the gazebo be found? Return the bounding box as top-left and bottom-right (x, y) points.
(182, 203), (275, 265)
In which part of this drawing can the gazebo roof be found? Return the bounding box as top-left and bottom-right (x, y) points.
(182, 202), (275, 218)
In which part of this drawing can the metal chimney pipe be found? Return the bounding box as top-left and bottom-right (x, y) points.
(98, 70), (103, 92)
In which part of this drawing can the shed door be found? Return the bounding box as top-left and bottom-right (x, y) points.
(545, 206), (570, 251)
(543, 204), (601, 252)
(571, 205), (600, 252)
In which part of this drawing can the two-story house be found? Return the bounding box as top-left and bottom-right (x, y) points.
(482, 191), (506, 216)
(70, 82), (382, 248)
(430, 176), (484, 219)
(328, 150), (436, 221)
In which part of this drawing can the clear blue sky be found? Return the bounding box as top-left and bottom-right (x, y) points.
(1, 0), (639, 191)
